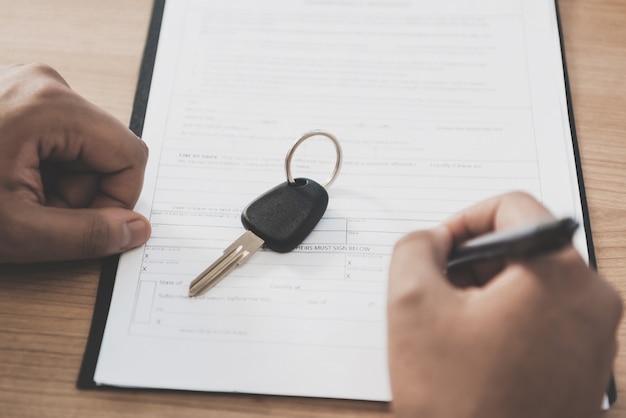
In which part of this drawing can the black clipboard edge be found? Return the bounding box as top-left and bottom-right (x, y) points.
(77, 0), (166, 389)
(554, 0), (617, 406)
(553, 0), (597, 271)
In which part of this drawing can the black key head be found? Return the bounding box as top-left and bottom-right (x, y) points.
(241, 178), (329, 253)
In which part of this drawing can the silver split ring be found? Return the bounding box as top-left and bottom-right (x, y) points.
(284, 130), (342, 189)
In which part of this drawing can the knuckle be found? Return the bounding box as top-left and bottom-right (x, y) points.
(390, 282), (427, 311)
(136, 138), (149, 165)
(28, 78), (71, 104)
(139, 138), (149, 157)
(388, 273), (429, 309)
(22, 63), (69, 86)
(7, 63), (73, 109)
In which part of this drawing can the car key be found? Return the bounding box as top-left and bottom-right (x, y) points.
(188, 131), (342, 297)
(188, 178), (329, 296)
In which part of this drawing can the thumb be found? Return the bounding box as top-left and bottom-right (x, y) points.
(388, 226), (456, 311)
(5, 205), (151, 262)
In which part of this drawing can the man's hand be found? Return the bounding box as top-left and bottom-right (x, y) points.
(0, 63), (151, 263)
(387, 192), (622, 418)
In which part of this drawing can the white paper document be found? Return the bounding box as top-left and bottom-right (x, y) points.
(93, 0), (589, 400)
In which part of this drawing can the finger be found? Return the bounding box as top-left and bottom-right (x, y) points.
(442, 192), (554, 287)
(11, 81), (149, 209)
(445, 192), (554, 245)
(44, 172), (100, 208)
(0, 201), (151, 263)
(448, 258), (507, 289)
(41, 100), (148, 209)
(388, 226), (457, 311)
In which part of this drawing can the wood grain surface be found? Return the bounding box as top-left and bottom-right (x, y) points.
(0, 0), (625, 416)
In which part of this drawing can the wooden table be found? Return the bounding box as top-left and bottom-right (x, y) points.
(1, 0), (625, 416)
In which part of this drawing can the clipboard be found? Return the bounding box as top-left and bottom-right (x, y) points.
(76, 0), (617, 407)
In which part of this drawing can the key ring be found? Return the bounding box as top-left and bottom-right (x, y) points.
(285, 130), (343, 189)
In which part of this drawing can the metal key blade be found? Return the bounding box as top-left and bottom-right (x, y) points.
(188, 231), (264, 297)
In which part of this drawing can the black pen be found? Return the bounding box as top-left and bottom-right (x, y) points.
(446, 217), (579, 271)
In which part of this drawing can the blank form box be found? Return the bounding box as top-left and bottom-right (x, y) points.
(132, 280), (157, 324)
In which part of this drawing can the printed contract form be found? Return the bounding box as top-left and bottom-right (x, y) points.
(88, 0), (589, 400)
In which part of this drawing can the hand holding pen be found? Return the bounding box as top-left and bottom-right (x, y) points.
(386, 192), (622, 418)
(446, 216), (579, 271)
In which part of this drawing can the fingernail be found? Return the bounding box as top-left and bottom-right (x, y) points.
(122, 219), (151, 250)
